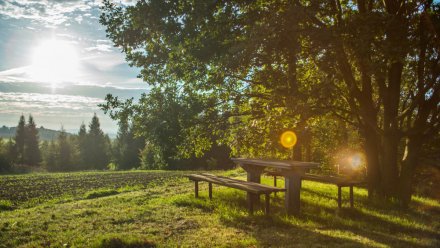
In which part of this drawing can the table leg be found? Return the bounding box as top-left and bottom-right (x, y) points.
(338, 186), (342, 208)
(285, 173), (302, 215)
(242, 165), (263, 210)
(349, 186), (354, 208)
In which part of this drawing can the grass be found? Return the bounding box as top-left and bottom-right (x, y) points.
(0, 169), (439, 247)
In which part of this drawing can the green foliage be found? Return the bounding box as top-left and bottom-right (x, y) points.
(84, 189), (119, 199)
(112, 122), (144, 170)
(24, 115), (41, 166)
(0, 138), (12, 173)
(0, 199), (13, 211)
(84, 114), (110, 170)
(102, 86), (234, 170)
(100, 0), (440, 205)
(14, 115), (25, 163)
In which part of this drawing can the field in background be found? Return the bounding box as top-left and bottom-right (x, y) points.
(0, 170), (439, 247)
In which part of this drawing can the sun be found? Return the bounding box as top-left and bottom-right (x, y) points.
(29, 39), (79, 84)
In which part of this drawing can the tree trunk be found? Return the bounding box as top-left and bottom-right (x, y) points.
(381, 133), (400, 197)
(398, 136), (423, 207)
(363, 125), (381, 198)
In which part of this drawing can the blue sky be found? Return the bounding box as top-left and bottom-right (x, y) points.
(0, 0), (146, 134)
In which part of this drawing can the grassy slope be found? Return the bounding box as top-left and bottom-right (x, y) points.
(0, 170), (439, 248)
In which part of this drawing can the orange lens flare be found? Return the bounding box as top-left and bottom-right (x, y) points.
(280, 131), (297, 148)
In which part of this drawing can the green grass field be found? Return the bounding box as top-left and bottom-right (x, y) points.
(0, 169), (439, 247)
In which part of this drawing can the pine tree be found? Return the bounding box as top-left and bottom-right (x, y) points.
(57, 127), (71, 171)
(86, 114), (109, 169)
(77, 123), (87, 168)
(24, 115), (41, 166)
(45, 140), (58, 171)
(15, 115), (26, 163)
(114, 124), (144, 170)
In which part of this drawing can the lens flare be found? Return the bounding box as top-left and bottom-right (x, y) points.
(350, 153), (364, 168)
(280, 131), (297, 148)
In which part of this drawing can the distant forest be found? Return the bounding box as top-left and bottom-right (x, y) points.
(0, 114), (234, 174)
(0, 125), (65, 141)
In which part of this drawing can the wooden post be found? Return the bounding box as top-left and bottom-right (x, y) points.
(338, 186), (342, 208)
(248, 195), (254, 215)
(265, 193), (270, 215)
(195, 181), (199, 198)
(349, 186), (354, 208)
(208, 182), (212, 200)
(273, 176), (277, 196)
(284, 173), (302, 215)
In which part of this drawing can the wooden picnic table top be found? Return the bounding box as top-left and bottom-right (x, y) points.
(231, 158), (319, 170)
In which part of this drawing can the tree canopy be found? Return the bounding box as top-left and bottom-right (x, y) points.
(100, 0), (440, 205)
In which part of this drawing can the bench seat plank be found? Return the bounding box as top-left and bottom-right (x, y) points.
(187, 173), (285, 195)
(266, 171), (365, 208)
(186, 173), (285, 215)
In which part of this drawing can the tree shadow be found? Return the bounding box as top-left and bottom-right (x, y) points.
(182, 188), (439, 247)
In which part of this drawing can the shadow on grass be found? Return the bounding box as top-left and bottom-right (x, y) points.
(299, 200), (438, 248)
(92, 235), (156, 248)
(177, 187), (440, 247)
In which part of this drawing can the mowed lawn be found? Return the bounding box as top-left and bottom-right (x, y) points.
(0, 170), (439, 247)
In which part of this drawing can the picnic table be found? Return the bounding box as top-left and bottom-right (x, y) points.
(231, 158), (319, 215)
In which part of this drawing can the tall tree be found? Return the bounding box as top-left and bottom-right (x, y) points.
(77, 122), (87, 168)
(85, 114), (110, 170)
(24, 115), (41, 166)
(101, 0), (440, 205)
(57, 127), (71, 170)
(15, 115), (26, 163)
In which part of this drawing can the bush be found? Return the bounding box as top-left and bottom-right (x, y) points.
(0, 153), (12, 173)
(0, 200), (14, 211)
(84, 189), (119, 199)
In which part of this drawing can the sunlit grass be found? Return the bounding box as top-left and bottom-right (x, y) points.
(0, 169), (439, 247)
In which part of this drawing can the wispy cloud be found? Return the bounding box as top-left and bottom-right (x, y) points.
(0, 0), (95, 28)
(0, 91), (116, 132)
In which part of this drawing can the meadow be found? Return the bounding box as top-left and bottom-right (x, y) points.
(0, 170), (439, 247)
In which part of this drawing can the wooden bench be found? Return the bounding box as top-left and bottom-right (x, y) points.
(266, 171), (365, 208)
(186, 173), (285, 215)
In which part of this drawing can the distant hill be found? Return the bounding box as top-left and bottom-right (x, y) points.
(0, 126), (70, 141)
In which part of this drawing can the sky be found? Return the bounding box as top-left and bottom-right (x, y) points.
(0, 0), (146, 135)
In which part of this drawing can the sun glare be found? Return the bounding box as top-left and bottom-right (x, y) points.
(280, 131), (297, 149)
(30, 39), (79, 83)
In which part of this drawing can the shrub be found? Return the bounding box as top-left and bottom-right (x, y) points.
(84, 189), (118, 199)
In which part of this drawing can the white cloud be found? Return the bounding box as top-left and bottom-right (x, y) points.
(85, 44), (113, 52)
(82, 52), (127, 71)
(0, 0), (94, 27)
(0, 91), (117, 132)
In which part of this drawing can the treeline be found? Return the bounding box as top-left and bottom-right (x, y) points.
(0, 113), (233, 173)
(0, 114), (111, 172)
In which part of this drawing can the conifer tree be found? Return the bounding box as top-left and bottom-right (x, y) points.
(83, 114), (110, 170)
(15, 115), (26, 163)
(24, 115), (41, 166)
(77, 123), (87, 168)
(57, 127), (71, 170)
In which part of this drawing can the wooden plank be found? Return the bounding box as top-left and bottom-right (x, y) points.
(188, 174), (285, 192)
(232, 158), (319, 170)
(186, 174), (285, 194)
